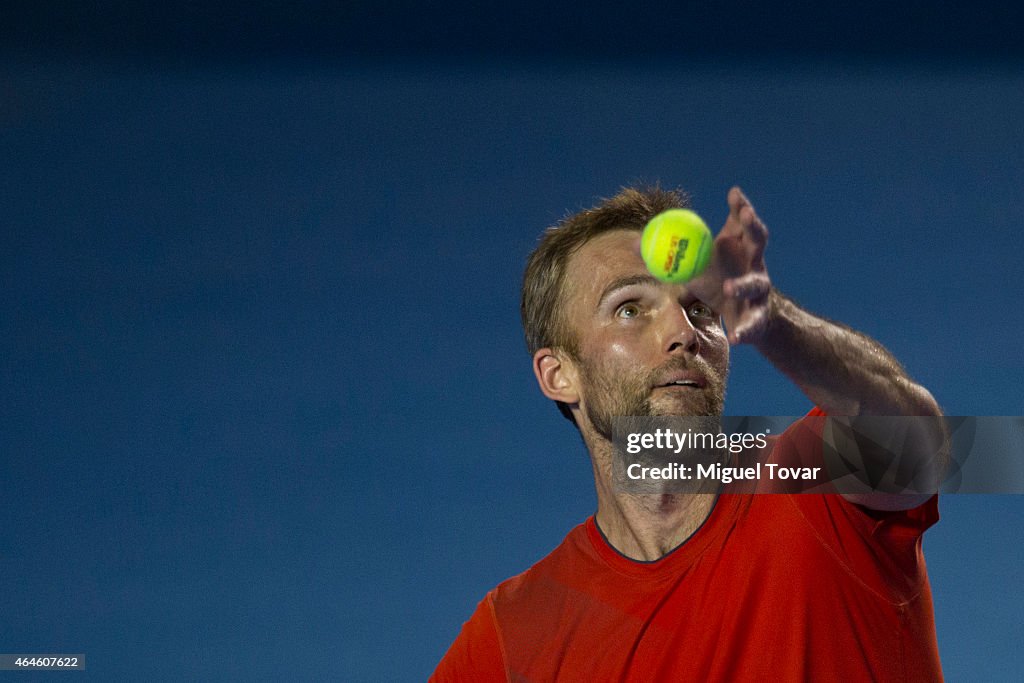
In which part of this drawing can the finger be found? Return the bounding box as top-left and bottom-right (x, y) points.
(739, 205), (769, 251)
(727, 186), (750, 222)
(723, 273), (771, 300)
(730, 307), (769, 345)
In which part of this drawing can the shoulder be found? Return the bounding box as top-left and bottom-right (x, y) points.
(789, 492), (940, 544)
(775, 493), (940, 602)
(430, 593), (504, 682)
(491, 520), (594, 608)
(432, 521), (592, 682)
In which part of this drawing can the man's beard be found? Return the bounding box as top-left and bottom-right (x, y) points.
(578, 356), (727, 441)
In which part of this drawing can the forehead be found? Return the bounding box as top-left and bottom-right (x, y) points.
(563, 229), (647, 306)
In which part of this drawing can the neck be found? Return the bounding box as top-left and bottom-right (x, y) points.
(586, 434), (719, 562)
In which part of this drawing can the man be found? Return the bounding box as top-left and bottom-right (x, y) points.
(433, 186), (944, 681)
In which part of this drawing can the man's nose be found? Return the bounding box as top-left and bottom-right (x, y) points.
(661, 304), (701, 357)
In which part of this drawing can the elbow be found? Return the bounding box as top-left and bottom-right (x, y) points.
(904, 383), (943, 418)
(862, 376), (943, 417)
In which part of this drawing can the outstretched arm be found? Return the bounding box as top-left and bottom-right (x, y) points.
(689, 188), (944, 508)
(690, 186), (940, 417)
(751, 291), (940, 418)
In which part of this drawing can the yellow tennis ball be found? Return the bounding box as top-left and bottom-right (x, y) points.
(640, 209), (713, 283)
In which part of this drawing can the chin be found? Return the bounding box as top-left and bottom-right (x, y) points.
(653, 401), (715, 418)
(654, 391), (724, 417)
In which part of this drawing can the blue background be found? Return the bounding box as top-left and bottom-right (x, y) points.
(2, 3), (1023, 681)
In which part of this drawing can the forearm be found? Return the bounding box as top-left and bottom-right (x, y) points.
(753, 291), (940, 417)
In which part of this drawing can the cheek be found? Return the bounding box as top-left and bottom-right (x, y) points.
(576, 342), (647, 389)
(608, 341), (633, 359)
(580, 329), (636, 363)
(702, 329), (730, 367)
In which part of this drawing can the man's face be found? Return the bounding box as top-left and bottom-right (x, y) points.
(561, 229), (729, 440)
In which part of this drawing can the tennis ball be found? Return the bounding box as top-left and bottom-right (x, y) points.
(640, 209), (713, 283)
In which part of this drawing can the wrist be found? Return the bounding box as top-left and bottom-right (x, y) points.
(751, 289), (784, 352)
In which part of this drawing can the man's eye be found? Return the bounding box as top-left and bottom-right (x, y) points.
(617, 303), (641, 319)
(688, 302), (714, 319)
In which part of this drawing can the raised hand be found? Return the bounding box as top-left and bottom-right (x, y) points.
(688, 187), (773, 345)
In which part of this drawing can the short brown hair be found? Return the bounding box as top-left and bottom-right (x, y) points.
(521, 185), (690, 423)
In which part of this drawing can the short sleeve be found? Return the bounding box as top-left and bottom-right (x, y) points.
(431, 595), (507, 682)
(778, 409), (941, 601)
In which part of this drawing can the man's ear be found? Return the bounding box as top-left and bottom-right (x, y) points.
(532, 348), (580, 405)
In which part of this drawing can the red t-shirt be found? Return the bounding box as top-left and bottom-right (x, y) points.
(433, 416), (942, 682)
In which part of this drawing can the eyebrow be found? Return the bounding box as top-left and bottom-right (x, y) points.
(597, 274), (662, 309)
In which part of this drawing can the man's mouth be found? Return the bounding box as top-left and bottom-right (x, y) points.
(655, 372), (707, 390)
